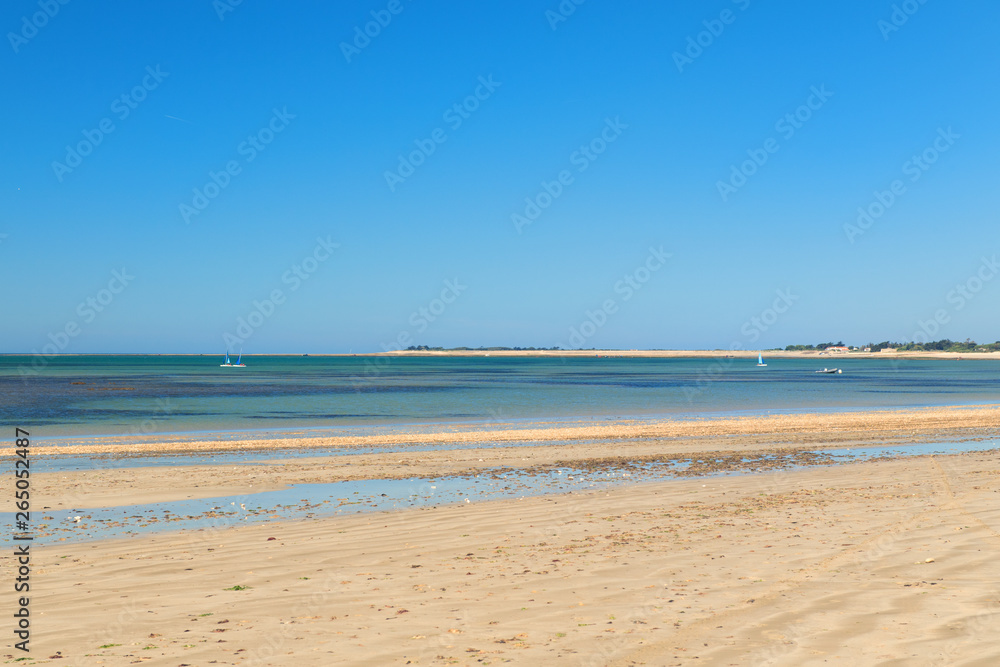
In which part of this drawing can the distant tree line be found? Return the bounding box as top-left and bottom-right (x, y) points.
(783, 341), (845, 351)
(872, 339), (1000, 352)
(404, 340), (1000, 353)
(784, 339), (1000, 352)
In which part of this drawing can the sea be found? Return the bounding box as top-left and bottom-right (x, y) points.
(2, 354), (999, 439)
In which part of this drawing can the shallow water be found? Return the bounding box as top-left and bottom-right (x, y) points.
(14, 439), (997, 546)
(4, 355), (1000, 437)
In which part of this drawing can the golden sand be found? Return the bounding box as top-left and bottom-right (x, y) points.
(9, 453), (999, 665)
(18, 403), (1000, 457)
(4, 405), (999, 664)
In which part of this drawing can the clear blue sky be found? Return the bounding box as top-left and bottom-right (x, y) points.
(3, 0), (999, 353)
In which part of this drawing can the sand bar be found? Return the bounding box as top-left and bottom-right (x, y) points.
(15, 404), (1000, 458)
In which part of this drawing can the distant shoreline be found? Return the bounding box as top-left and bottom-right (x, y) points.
(375, 349), (1000, 360)
(2, 350), (999, 359)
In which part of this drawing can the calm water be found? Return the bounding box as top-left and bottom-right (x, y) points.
(2, 355), (999, 437)
(16, 439), (1000, 545)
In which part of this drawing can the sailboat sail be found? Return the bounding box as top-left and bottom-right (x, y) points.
(221, 348), (246, 367)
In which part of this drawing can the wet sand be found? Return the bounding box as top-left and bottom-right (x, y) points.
(8, 451), (1000, 665)
(5, 407), (1000, 664)
(15, 404), (999, 511)
(16, 403), (1000, 458)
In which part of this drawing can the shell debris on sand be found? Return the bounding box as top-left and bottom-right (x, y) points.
(18, 403), (1000, 457)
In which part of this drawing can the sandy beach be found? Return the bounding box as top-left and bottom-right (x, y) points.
(2, 405), (998, 665)
(7, 451), (999, 665)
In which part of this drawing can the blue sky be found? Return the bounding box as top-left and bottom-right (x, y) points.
(3, 0), (999, 353)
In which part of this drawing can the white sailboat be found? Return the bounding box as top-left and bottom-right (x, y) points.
(232, 348), (246, 368)
(220, 350), (232, 367)
(757, 352), (767, 367)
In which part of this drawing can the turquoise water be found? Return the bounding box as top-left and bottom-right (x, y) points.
(2, 355), (999, 437)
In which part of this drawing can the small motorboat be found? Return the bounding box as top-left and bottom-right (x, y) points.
(815, 368), (842, 374)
